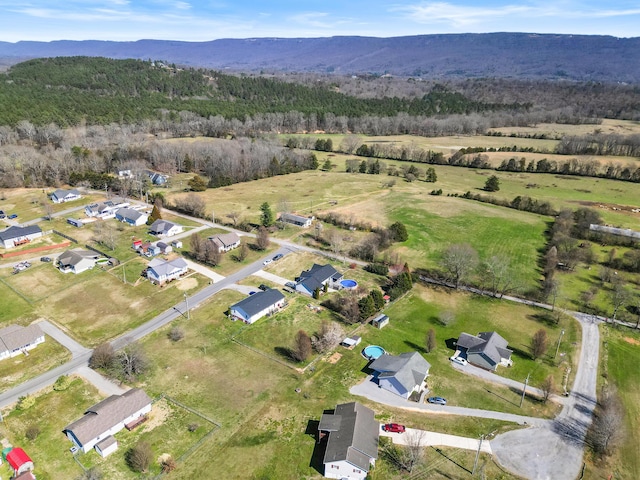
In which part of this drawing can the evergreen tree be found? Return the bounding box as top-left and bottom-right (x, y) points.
(370, 289), (385, 310)
(426, 167), (438, 182)
(359, 160), (367, 173)
(484, 175), (501, 192)
(260, 202), (274, 227)
(188, 175), (208, 192)
(358, 295), (376, 321)
(389, 221), (409, 242)
(146, 199), (163, 225)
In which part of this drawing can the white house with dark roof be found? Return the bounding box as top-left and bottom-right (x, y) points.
(115, 207), (148, 226)
(369, 352), (431, 399)
(295, 264), (343, 296)
(279, 212), (314, 228)
(146, 257), (188, 285)
(208, 232), (241, 252)
(318, 402), (379, 480)
(230, 288), (286, 324)
(0, 225), (43, 249)
(85, 199), (129, 219)
(63, 388), (152, 457)
(57, 249), (101, 274)
(50, 188), (81, 204)
(455, 331), (513, 371)
(0, 324), (45, 361)
(149, 219), (183, 237)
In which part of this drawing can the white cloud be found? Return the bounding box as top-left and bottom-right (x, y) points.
(289, 12), (333, 29)
(174, 1), (191, 10)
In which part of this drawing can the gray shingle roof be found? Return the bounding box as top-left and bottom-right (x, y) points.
(320, 402), (379, 471)
(209, 232), (240, 249)
(0, 225), (42, 242)
(369, 352), (431, 393)
(149, 219), (177, 234)
(147, 257), (188, 277)
(63, 389), (152, 446)
(280, 212), (312, 224)
(457, 331), (512, 367)
(0, 324), (43, 354)
(298, 263), (341, 292)
(58, 249), (100, 267)
(232, 289), (285, 317)
(116, 207), (147, 222)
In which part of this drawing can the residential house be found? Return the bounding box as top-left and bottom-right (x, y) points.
(63, 388), (152, 457)
(57, 249), (101, 274)
(85, 199), (129, 219)
(149, 219), (183, 237)
(0, 225), (43, 249)
(5, 448), (34, 476)
(455, 331), (513, 371)
(0, 324), (45, 361)
(318, 402), (379, 480)
(157, 241), (172, 254)
(147, 171), (168, 185)
(171, 240), (183, 249)
(50, 188), (82, 204)
(208, 232), (241, 252)
(146, 257), (188, 284)
(115, 207), (149, 226)
(279, 212), (314, 228)
(369, 352), (431, 399)
(230, 289), (286, 324)
(137, 242), (160, 257)
(295, 264), (343, 296)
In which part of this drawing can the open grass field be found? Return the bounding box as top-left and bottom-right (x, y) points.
(0, 188), (103, 223)
(490, 118), (640, 137)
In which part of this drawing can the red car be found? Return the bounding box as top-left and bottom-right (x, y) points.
(382, 423), (406, 433)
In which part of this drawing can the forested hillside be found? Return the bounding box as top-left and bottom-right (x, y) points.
(0, 57), (523, 127)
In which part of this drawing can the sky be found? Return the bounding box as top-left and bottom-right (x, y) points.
(0, 0), (638, 43)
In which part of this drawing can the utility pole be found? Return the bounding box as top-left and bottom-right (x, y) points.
(473, 430), (496, 475)
(554, 329), (565, 359)
(184, 293), (190, 320)
(122, 263), (126, 285)
(520, 372), (531, 408)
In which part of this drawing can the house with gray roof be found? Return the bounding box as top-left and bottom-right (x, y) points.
(57, 249), (101, 274)
(0, 324), (45, 361)
(85, 199), (129, 219)
(369, 352), (431, 399)
(0, 225), (43, 249)
(318, 402), (379, 480)
(149, 219), (183, 237)
(279, 212), (314, 228)
(146, 257), (188, 285)
(50, 188), (81, 204)
(208, 232), (241, 252)
(230, 289), (286, 324)
(295, 263), (343, 296)
(115, 207), (148, 226)
(63, 388), (152, 457)
(455, 331), (513, 371)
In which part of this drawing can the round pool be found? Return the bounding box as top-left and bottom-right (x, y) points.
(362, 345), (386, 361)
(96, 258), (109, 265)
(340, 279), (358, 289)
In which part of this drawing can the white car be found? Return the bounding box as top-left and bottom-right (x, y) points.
(263, 258), (273, 266)
(450, 356), (468, 366)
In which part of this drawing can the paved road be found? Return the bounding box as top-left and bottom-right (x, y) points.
(350, 375), (548, 427)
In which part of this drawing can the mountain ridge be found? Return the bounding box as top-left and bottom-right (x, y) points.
(1, 33), (639, 82)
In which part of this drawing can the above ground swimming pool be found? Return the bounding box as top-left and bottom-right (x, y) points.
(340, 279), (358, 289)
(362, 345), (386, 360)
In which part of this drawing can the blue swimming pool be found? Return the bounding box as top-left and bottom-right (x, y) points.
(362, 345), (386, 360)
(340, 279), (358, 289)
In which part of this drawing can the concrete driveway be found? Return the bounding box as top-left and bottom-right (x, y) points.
(381, 426), (493, 453)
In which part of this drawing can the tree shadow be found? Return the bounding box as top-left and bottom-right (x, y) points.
(431, 447), (471, 474)
(551, 417), (589, 447)
(274, 346), (294, 361)
(528, 312), (558, 327)
(404, 340), (427, 354)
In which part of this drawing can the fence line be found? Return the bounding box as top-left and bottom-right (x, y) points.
(52, 229), (78, 244)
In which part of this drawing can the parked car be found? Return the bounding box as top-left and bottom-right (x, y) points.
(273, 253), (283, 261)
(262, 258), (273, 266)
(8, 213), (18, 219)
(40, 256), (52, 262)
(258, 284), (269, 291)
(450, 356), (468, 366)
(285, 281), (296, 289)
(382, 423), (406, 433)
(0, 210), (5, 218)
(70, 446), (79, 454)
(428, 396), (447, 405)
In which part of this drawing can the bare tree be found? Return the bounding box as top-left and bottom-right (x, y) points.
(438, 310), (455, 326)
(440, 243), (479, 288)
(382, 430), (426, 473)
(609, 280), (631, 323)
(126, 441), (153, 473)
(481, 254), (516, 297)
(236, 242), (249, 262)
(256, 226), (270, 250)
(340, 134), (362, 154)
(203, 240), (222, 266)
(426, 329), (436, 353)
(76, 467), (104, 480)
(118, 343), (150, 381)
(226, 210), (242, 227)
(92, 220), (119, 251)
(311, 321), (344, 353)
(326, 229), (345, 260)
(190, 233), (205, 262)
(587, 390), (624, 456)
(540, 375), (555, 403)
(168, 326), (185, 342)
(291, 330), (312, 362)
(531, 329), (548, 360)
(89, 343), (115, 370)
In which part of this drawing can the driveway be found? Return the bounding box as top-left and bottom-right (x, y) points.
(35, 319), (90, 358)
(252, 269), (290, 286)
(183, 258), (226, 282)
(381, 426), (493, 453)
